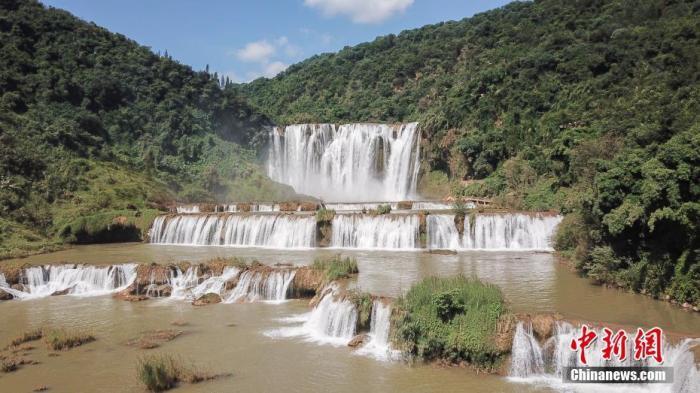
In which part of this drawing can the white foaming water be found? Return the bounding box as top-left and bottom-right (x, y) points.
(267, 123), (421, 201)
(223, 269), (296, 303)
(354, 300), (398, 361)
(331, 214), (419, 249)
(508, 321), (700, 393)
(222, 204), (280, 213)
(176, 205), (200, 214)
(0, 273), (7, 288)
(265, 286), (358, 346)
(324, 202), (399, 212)
(6, 264), (136, 300)
(169, 266), (241, 301)
(509, 322), (545, 377)
(412, 201), (474, 210)
(427, 213), (562, 251)
(149, 214), (316, 248)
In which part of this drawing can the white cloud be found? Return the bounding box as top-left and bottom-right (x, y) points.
(246, 61), (289, 81)
(304, 0), (413, 23)
(236, 40), (275, 63)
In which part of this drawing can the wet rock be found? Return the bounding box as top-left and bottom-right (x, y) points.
(192, 293), (222, 306)
(50, 287), (72, 296)
(154, 284), (172, 297)
(11, 284), (25, 292)
(427, 249), (457, 255)
(0, 264), (27, 286)
(224, 276), (239, 291)
(347, 334), (369, 348)
(291, 267), (324, 298)
(113, 287), (149, 302)
(531, 313), (558, 340)
(454, 214), (465, 235)
(397, 201), (413, 210)
(0, 289), (13, 301)
(33, 386), (49, 392)
(135, 263), (173, 293)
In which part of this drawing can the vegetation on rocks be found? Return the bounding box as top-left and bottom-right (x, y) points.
(391, 277), (508, 368)
(311, 255), (359, 282)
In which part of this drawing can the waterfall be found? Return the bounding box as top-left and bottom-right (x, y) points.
(427, 213), (562, 251)
(6, 264), (136, 300)
(267, 123), (421, 201)
(169, 266), (241, 300)
(508, 321), (700, 393)
(354, 300), (398, 361)
(223, 269), (296, 303)
(0, 273), (7, 288)
(176, 205), (200, 214)
(149, 214), (316, 248)
(509, 322), (545, 377)
(265, 285), (358, 346)
(331, 214), (419, 249)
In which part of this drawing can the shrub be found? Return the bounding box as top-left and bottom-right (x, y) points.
(311, 255), (358, 281)
(376, 204), (392, 215)
(391, 276), (507, 368)
(8, 328), (43, 348)
(348, 291), (373, 331)
(315, 208), (335, 223)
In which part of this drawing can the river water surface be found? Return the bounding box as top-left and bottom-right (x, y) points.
(1, 243), (698, 392)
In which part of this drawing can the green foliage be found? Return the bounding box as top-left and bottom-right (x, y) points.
(348, 291), (374, 331)
(376, 204), (392, 215)
(315, 208), (336, 223)
(43, 328), (95, 351)
(137, 354), (179, 392)
(0, 0), (292, 256)
(391, 276), (506, 367)
(311, 255), (359, 281)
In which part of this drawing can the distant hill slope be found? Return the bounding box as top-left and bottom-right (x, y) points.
(239, 0), (700, 306)
(0, 0), (293, 256)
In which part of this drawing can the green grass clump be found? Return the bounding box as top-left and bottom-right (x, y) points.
(348, 291), (374, 331)
(44, 328), (95, 351)
(311, 255), (359, 281)
(8, 328), (43, 348)
(137, 354), (179, 392)
(137, 354), (218, 392)
(391, 276), (507, 368)
(376, 204), (392, 215)
(315, 208), (336, 223)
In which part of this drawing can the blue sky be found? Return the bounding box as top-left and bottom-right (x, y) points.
(41, 0), (512, 82)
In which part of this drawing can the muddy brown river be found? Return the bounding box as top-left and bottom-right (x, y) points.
(1, 243), (698, 392)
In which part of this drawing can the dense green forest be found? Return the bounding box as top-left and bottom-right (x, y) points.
(240, 0), (699, 305)
(0, 0), (293, 257)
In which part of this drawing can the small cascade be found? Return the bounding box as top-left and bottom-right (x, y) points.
(354, 300), (397, 360)
(509, 322), (544, 377)
(301, 290), (358, 345)
(149, 214), (316, 248)
(265, 285), (358, 346)
(267, 123), (421, 201)
(224, 269), (296, 303)
(0, 272), (7, 288)
(7, 264), (137, 300)
(427, 213), (562, 251)
(331, 214), (419, 249)
(508, 321), (700, 393)
(168, 266), (241, 300)
(323, 202), (398, 212)
(176, 205), (200, 214)
(426, 214), (462, 250)
(168, 266), (201, 300)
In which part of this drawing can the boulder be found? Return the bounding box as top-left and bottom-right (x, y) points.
(192, 293), (222, 306)
(11, 284), (25, 292)
(0, 289), (13, 301)
(291, 267), (324, 298)
(396, 201), (413, 210)
(531, 313), (559, 340)
(50, 287), (72, 296)
(347, 334), (369, 348)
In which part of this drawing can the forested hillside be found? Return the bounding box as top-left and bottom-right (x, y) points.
(240, 0), (700, 305)
(0, 0), (292, 257)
